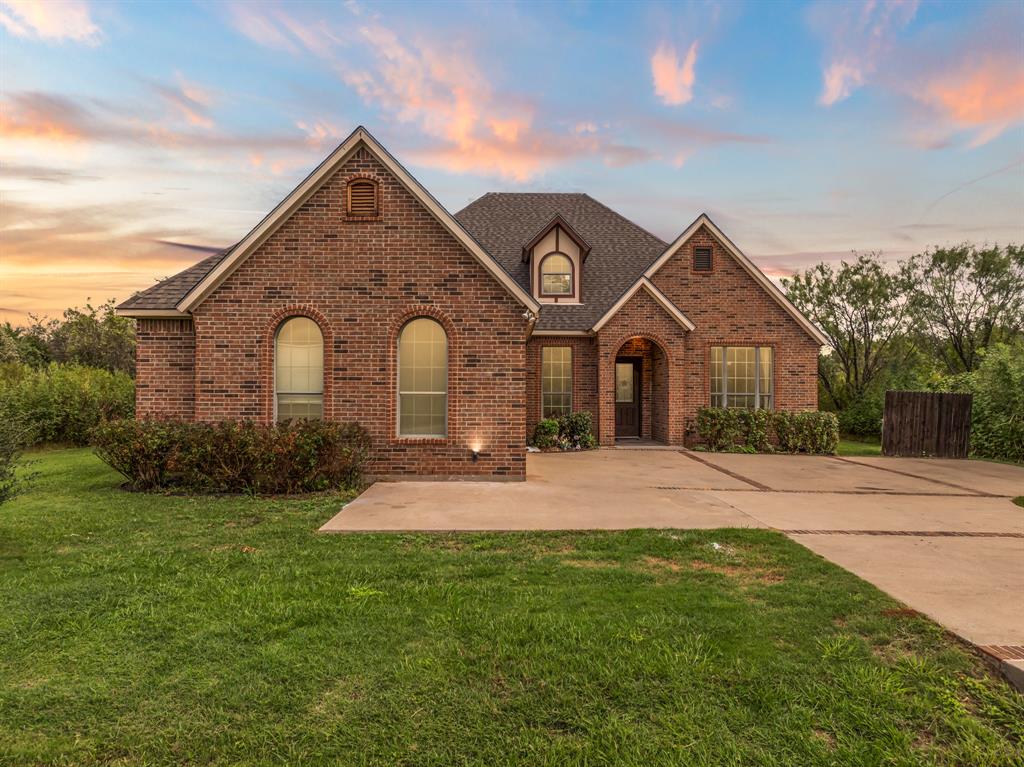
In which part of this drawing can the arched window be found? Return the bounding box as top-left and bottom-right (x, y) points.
(275, 317), (323, 421)
(398, 317), (447, 437)
(540, 253), (573, 296)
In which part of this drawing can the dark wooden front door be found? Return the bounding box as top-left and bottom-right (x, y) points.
(614, 357), (641, 438)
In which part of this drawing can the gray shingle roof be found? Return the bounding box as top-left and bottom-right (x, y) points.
(118, 193), (668, 331)
(454, 193), (667, 331)
(117, 248), (232, 311)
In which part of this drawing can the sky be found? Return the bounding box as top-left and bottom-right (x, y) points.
(1, 0), (1022, 323)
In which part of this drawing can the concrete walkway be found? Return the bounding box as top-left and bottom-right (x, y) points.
(321, 449), (1024, 681)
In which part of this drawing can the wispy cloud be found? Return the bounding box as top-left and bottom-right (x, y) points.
(0, 0), (101, 44)
(650, 41), (698, 106)
(810, 0), (918, 106)
(0, 90), (334, 154)
(149, 73), (216, 130)
(226, 4), (653, 181)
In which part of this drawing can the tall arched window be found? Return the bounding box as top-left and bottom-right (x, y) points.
(540, 253), (573, 296)
(275, 317), (323, 421)
(398, 317), (447, 437)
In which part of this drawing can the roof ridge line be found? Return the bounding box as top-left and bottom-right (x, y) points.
(579, 193), (669, 249)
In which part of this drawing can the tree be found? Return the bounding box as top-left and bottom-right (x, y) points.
(906, 244), (1024, 374)
(783, 253), (912, 409)
(42, 300), (136, 374)
(0, 322), (50, 367)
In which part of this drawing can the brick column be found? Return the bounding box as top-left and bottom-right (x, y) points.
(596, 337), (616, 447)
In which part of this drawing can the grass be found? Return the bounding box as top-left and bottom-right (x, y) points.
(1014, 496), (1023, 508)
(1, 450), (1022, 766)
(837, 438), (883, 457)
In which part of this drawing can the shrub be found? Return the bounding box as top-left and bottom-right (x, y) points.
(531, 412), (597, 450)
(695, 408), (838, 455)
(91, 419), (371, 494)
(532, 418), (560, 449)
(694, 408), (743, 451)
(0, 362), (134, 445)
(0, 416), (36, 505)
(966, 343), (1024, 463)
(838, 395), (884, 437)
(558, 411), (597, 450)
(777, 411), (839, 454)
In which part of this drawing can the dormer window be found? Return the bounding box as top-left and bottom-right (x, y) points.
(522, 214), (591, 304)
(347, 178), (378, 217)
(540, 253), (573, 296)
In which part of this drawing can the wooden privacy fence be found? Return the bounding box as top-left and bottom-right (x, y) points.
(882, 391), (972, 458)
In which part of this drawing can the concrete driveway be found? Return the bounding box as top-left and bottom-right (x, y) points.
(322, 448), (1024, 673)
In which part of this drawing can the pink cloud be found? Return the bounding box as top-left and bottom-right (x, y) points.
(0, 0), (100, 44)
(810, 0), (918, 106)
(650, 41), (698, 106)
(914, 55), (1024, 147)
(150, 74), (216, 130)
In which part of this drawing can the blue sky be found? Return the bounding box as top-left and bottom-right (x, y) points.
(1, 0), (1022, 321)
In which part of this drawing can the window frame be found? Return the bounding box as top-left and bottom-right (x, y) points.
(710, 345), (774, 410)
(541, 346), (573, 418)
(274, 316), (324, 422)
(396, 316), (449, 439)
(538, 252), (575, 297)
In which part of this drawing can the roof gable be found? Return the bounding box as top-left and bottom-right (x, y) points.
(158, 127), (538, 315)
(592, 278), (695, 333)
(521, 213), (592, 263)
(643, 214), (827, 345)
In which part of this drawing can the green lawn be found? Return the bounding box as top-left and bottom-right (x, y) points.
(1, 450), (1021, 765)
(837, 438), (883, 457)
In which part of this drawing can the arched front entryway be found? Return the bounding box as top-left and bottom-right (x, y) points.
(610, 336), (671, 444)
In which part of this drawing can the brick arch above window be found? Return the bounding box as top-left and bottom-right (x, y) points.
(259, 306), (334, 423)
(388, 306), (460, 445)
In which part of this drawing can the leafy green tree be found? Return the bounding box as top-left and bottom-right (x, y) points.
(22, 300), (135, 375)
(0, 322), (50, 367)
(906, 244), (1024, 373)
(783, 253), (913, 409)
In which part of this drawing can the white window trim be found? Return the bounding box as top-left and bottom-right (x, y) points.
(274, 317), (325, 422)
(712, 345), (774, 410)
(541, 346), (573, 418)
(396, 318), (449, 439)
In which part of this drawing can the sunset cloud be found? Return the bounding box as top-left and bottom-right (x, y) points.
(651, 41), (698, 106)
(810, 0), (918, 106)
(149, 73), (216, 130)
(912, 54), (1024, 147)
(0, 90), (329, 155)
(0, 0), (101, 44)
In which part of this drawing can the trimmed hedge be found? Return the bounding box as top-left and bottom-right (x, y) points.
(695, 408), (838, 454)
(91, 419), (371, 494)
(0, 362), (134, 446)
(531, 411), (597, 450)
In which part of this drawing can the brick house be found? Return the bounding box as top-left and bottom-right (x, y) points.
(117, 127), (825, 480)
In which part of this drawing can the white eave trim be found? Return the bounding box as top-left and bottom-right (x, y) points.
(644, 213), (828, 346)
(175, 126), (539, 314)
(115, 308), (191, 319)
(591, 278), (696, 333)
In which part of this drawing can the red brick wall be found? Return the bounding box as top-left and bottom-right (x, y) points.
(650, 224), (819, 438)
(135, 319), (195, 419)
(525, 335), (597, 437)
(182, 147), (528, 479)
